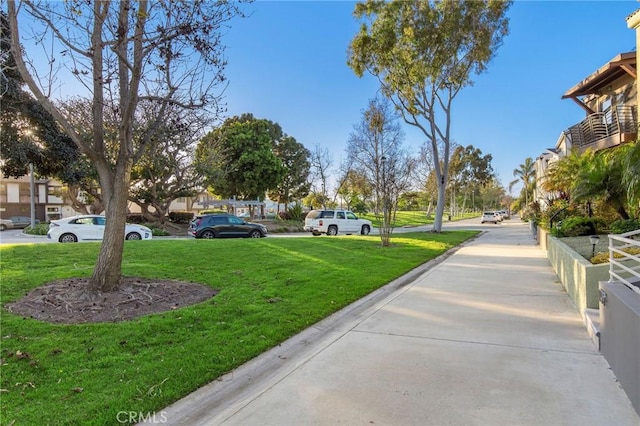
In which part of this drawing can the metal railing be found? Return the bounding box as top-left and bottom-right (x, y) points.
(608, 228), (640, 294)
(566, 105), (637, 148)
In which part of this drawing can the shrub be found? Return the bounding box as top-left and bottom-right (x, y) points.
(150, 228), (170, 237)
(591, 247), (640, 264)
(609, 218), (640, 234)
(555, 216), (606, 237)
(278, 211), (291, 221)
(351, 201), (368, 214)
(23, 223), (49, 235)
(126, 213), (145, 224)
(168, 211), (195, 224)
(538, 200), (575, 231)
(286, 203), (304, 221)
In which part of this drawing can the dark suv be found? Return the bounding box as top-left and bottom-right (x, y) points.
(188, 213), (267, 239)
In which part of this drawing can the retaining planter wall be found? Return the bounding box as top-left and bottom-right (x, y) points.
(546, 236), (609, 313)
(537, 227), (550, 252)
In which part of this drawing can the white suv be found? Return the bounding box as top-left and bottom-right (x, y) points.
(304, 209), (372, 236)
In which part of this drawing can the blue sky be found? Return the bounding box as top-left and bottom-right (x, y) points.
(220, 0), (638, 194)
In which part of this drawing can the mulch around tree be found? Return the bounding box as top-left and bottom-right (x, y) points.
(6, 277), (218, 324)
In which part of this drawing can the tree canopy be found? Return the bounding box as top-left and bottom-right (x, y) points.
(348, 0), (511, 231)
(7, 0), (246, 292)
(195, 114), (289, 203)
(346, 96), (414, 246)
(268, 135), (311, 209)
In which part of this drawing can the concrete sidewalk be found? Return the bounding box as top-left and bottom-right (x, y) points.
(150, 221), (639, 426)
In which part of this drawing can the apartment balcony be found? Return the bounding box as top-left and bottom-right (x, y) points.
(565, 105), (637, 152)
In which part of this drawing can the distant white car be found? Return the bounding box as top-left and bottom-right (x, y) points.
(481, 211), (501, 224)
(304, 209), (372, 236)
(47, 215), (153, 243)
(497, 210), (510, 220)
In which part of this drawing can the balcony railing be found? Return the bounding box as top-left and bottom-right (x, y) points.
(565, 105), (637, 149)
(608, 228), (640, 294)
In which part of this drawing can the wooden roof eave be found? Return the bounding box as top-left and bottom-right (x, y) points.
(566, 96), (596, 115)
(562, 52), (636, 100)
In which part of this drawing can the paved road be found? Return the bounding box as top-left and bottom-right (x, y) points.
(0, 217), (498, 245)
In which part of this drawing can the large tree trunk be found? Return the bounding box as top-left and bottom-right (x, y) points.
(89, 162), (131, 292)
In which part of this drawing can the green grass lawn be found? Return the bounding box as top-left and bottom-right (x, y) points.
(361, 210), (480, 228)
(0, 231), (477, 425)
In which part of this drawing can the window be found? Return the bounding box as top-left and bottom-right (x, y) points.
(7, 183), (19, 203)
(48, 186), (61, 196)
(228, 216), (243, 225)
(336, 211), (345, 219)
(346, 212), (357, 220)
(211, 216), (227, 225)
(73, 217), (94, 225)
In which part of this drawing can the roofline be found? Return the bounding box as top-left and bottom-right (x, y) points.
(562, 51), (636, 99)
(627, 8), (640, 28)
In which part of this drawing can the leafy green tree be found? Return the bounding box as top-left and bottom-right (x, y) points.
(449, 145), (494, 213)
(0, 12), (92, 195)
(303, 192), (333, 210)
(130, 104), (207, 223)
(397, 191), (422, 211)
(348, 0), (511, 232)
(7, 1), (244, 292)
(268, 135), (311, 211)
(479, 178), (506, 210)
(308, 143), (334, 209)
(337, 169), (373, 211)
(196, 114), (287, 213)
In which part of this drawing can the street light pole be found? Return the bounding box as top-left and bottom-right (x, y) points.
(29, 163), (36, 229)
(381, 156), (387, 242)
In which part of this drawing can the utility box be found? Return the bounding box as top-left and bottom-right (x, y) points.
(599, 280), (640, 417)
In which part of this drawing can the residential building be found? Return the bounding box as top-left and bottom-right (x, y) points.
(533, 9), (639, 207)
(534, 48), (638, 209)
(533, 148), (560, 208)
(561, 51), (637, 153)
(0, 171), (68, 221)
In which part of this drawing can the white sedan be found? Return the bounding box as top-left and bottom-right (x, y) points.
(47, 215), (153, 243)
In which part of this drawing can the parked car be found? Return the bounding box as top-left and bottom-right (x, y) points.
(303, 209), (372, 236)
(481, 211), (501, 224)
(0, 216), (41, 231)
(188, 213), (267, 239)
(497, 210), (510, 220)
(47, 215), (153, 243)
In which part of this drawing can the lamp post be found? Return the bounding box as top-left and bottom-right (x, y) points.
(381, 156), (388, 245)
(29, 163), (35, 229)
(589, 235), (600, 258)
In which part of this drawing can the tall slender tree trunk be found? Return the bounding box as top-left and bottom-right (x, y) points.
(433, 180), (446, 232)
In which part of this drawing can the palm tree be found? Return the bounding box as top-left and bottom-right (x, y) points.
(573, 148), (630, 220)
(622, 140), (640, 208)
(510, 157), (535, 208)
(543, 149), (589, 201)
